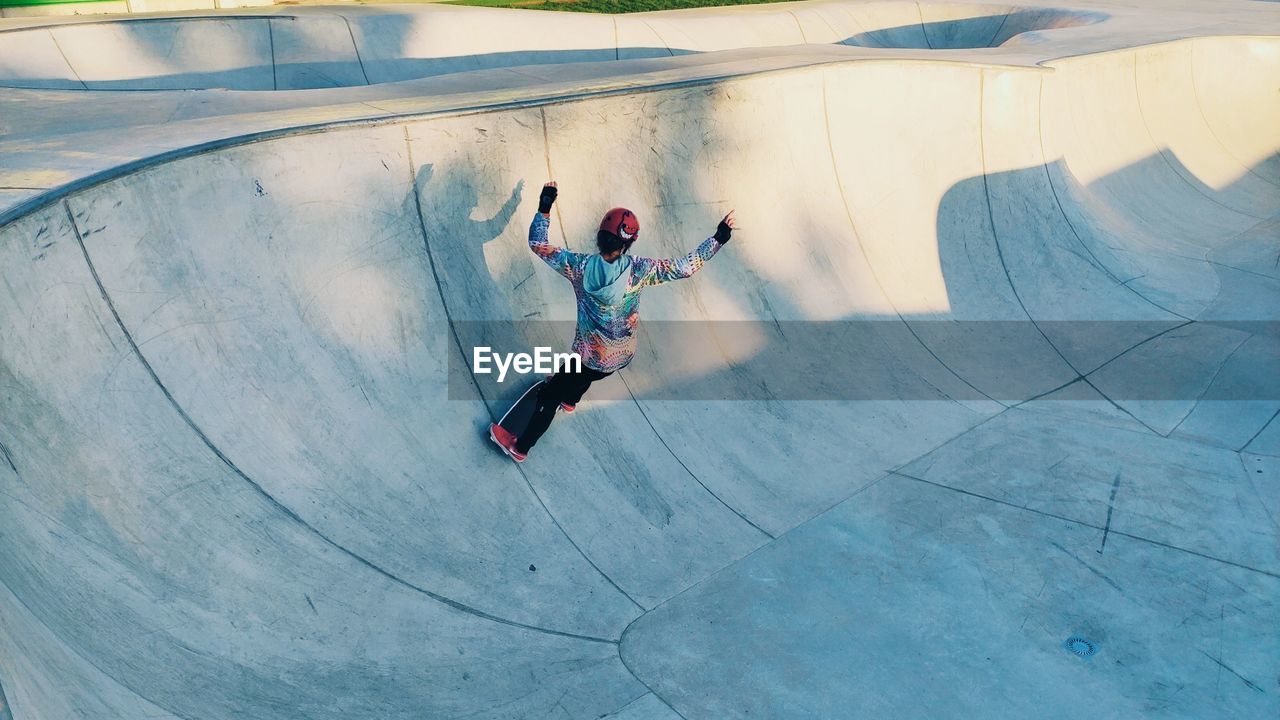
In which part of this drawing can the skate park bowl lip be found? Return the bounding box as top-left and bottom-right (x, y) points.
(0, 2), (1108, 90)
(2, 33), (1265, 232)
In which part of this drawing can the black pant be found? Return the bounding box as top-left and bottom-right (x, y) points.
(516, 366), (613, 453)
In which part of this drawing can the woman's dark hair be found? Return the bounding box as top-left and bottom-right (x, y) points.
(596, 230), (634, 255)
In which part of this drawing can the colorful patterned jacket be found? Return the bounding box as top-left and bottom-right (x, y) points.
(528, 212), (722, 372)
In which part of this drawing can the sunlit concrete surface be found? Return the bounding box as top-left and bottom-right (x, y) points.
(0, 1), (1277, 718)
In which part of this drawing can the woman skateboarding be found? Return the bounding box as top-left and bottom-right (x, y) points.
(489, 181), (735, 462)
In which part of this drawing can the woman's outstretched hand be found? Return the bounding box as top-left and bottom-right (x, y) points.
(714, 210), (736, 245)
(538, 181), (558, 215)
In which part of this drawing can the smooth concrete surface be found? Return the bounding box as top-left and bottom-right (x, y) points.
(622, 472), (1278, 719)
(0, 3), (1107, 90)
(0, 1), (1277, 718)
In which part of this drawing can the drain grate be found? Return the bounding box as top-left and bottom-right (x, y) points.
(1064, 636), (1099, 658)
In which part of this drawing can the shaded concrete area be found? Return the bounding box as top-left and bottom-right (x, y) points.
(0, 1), (1277, 718)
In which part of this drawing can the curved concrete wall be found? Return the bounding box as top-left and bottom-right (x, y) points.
(0, 3), (1104, 90)
(0, 0), (271, 19)
(0, 32), (1276, 718)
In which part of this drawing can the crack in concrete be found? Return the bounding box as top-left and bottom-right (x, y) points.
(895, 471), (1279, 578)
(1098, 471), (1121, 553)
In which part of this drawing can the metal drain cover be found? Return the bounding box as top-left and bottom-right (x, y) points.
(1064, 636), (1099, 658)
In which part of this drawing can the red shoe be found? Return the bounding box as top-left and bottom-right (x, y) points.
(559, 402), (576, 414)
(488, 423), (527, 462)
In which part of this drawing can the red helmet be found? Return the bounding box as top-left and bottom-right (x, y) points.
(599, 207), (640, 242)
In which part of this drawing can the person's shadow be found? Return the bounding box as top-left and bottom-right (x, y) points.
(414, 163), (524, 315)
(412, 164), (572, 409)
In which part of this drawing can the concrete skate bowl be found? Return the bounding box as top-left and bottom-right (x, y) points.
(0, 28), (1277, 718)
(0, 2), (1105, 90)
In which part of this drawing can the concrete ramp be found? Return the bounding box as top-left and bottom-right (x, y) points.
(0, 2), (1277, 718)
